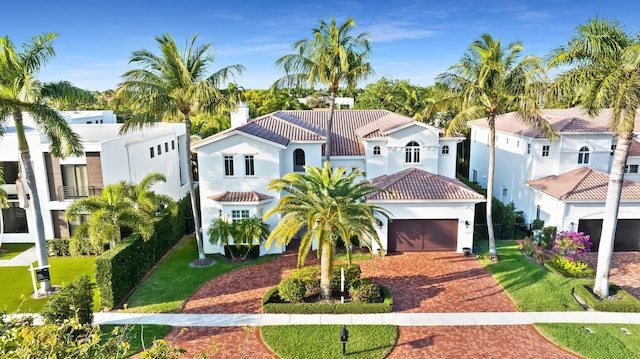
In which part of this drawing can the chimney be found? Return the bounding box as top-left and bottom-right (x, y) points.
(230, 102), (249, 128)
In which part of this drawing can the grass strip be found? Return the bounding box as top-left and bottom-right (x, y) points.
(100, 324), (172, 356)
(0, 243), (34, 260)
(261, 325), (396, 359)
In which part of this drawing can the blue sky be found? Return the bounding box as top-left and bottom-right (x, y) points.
(4, 0), (639, 91)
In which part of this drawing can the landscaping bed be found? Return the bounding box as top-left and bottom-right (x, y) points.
(573, 283), (640, 312)
(262, 285), (393, 313)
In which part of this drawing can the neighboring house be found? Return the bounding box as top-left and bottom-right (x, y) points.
(468, 107), (640, 250)
(0, 111), (190, 243)
(193, 109), (484, 256)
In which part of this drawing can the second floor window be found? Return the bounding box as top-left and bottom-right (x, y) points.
(441, 145), (449, 155)
(625, 164), (639, 174)
(373, 146), (381, 156)
(61, 164), (88, 198)
(578, 146), (590, 164)
(224, 155), (234, 176)
(542, 145), (550, 157)
(405, 141), (420, 163)
(294, 149), (305, 172)
(245, 155), (255, 176)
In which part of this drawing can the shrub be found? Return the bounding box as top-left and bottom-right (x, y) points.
(262, 286), (393, 313)
(278, 278), (306, 303)
(545, 255), (595, 278)
(41, 275), (94, 325)
(350, 278), (382, 303)
(332, 263), (362, 290)
(291, 265), (321, 292)
(574, 283), (640, 312)
(540, 226), (557, 249)
(532, 219), (544, 230)
(47, 238), (70, 256)
(519, 237), (535, 256)
(552, 231), (592, 260)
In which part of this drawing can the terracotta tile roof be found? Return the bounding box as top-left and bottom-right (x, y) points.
(366, 168), (485, 201)
(470, 107), (640, 138)
(208, 191), (274, 202)
(234, 110), (427, 156)
(629, 140), (640, 157)
(525, 167), (640, 201)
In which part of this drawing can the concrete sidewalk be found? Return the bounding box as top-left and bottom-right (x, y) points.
(11, 311), (640, 327)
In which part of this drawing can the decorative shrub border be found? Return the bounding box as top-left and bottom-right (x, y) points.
(544, 259), (595, 278)
(262, 286), (393, 314)
(573, 283), (640, 312)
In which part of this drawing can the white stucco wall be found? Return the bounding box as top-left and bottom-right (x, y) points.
(386, 124), (441, 175)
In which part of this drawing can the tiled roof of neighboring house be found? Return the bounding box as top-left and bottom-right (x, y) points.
(628, 140), (640, 157)
(470, 107), (640, 138)
(208, 191), (274, 202)
(366, 168), (485, 201)
(525, 167), (640, 201)
(228, 109), (440, 156)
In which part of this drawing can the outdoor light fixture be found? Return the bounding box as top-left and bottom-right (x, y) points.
(340, 325), (349, 355)
(465, 220), (470, 229)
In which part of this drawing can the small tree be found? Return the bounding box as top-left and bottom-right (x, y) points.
(208, 216), (269, 260)
(41, 275), (94, 325)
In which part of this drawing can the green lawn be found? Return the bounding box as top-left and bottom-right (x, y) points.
(0, 255), (97, 313)
(536, 323), (640, 359)
(100, 324), (172, 356)
(480, 240), (585, 311)
(0, 243), (34, 260)
(261, 325), (396, 359)
(124, 237), (277, 313)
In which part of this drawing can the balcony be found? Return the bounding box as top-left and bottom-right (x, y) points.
(57, 185), (102, 201)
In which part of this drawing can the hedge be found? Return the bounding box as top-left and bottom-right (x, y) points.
(573, 283), (640, 312)
(544, 259), (595, 278)
(95, 194), (193, 309)
(262, 286), (393, 314)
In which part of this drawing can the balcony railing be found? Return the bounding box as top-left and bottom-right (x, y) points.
(57, 185), (102, 201)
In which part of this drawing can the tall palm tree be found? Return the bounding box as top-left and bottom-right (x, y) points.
(548, 18), (640, 297)
(430, 33), (554, 260)
(274, 16), (374, 163)
(115, 33), (245, 261)
(65, 172), (173, 253)
(0, 33), (89, 292)
(0, 165), (7, 247)
(265, 162), (389, 300)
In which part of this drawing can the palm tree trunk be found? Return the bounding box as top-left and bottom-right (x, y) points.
(324, 91), (336, 164)
(14, 110), (52, 293)
(486, 117), (497, 259)
(594, 131), (632, 298)
(183, 113), (205, 259)
(319, 240), (332, 300)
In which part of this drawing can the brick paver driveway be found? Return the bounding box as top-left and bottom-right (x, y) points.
(166, 251), (579, 358)
(585, 251), (640, 299)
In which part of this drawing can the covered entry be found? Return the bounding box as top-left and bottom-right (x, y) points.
(388, 219), (458, 252)
(578, 219), (640, 251)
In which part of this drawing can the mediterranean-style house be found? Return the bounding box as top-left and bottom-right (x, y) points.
(0, 111), (190, 244)
(468, 107), (640, 250)
(193, 108), (484, 256)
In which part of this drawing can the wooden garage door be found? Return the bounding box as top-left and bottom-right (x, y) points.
(578, 219), (640, 251)
(388, 219), (458, 252)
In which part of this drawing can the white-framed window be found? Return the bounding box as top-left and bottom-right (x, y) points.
(578, 146), (590, 164)
(441, 145), (450, 155)
(165, 142), (169, 152)
(625, 164), (639, 174)
(172, 140), (176, 150)
(517, 140), (520, 148)
(542, 145), (550, 157)
(224, 155), (234, 176)
(472, 169), (478, 183)
(405, 141), (420, 163)
(294, 149), (305, 172)
(231, 209), (249, 223)
(157, 144), (162, 155)
(373, 145), (381, 156)
(244, 155), (255, 176)
(150, 147), (155, 158)
(611, 144), (616, 156)
(527, 143), (531, 154)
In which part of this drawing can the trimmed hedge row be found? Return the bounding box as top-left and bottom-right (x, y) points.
(262, 286), (393, 314)
(95, 194), (192, 309)
(573, 283), (640, 312)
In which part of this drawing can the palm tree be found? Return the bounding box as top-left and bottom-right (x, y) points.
(430, 34), (554, 260)
(548, 18), (640, 297)
(0, 165), (7, 247)
(274, 16), (374, 163)
(65, 172), (173, 253)
(115, 33), (245, 261)
(209, 216), (270, 261)
(265, 162), (389, 300)
(0, 33), (90, 292)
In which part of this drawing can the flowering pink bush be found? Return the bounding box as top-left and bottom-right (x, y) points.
(552, 231), (592, 261)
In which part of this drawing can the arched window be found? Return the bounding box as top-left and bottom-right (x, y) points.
(578, 146), (590, 164)
(373, 145), (381, 156)
(405, 141), (420, 163)
(294, 149), (305, 172)
(441, 145), (450, 155)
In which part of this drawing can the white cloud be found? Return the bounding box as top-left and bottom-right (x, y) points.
(363, 22), (440, 42)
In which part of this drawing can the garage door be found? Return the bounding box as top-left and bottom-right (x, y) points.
(578, 219), (640, 251)
(388, 219), (458, 252)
